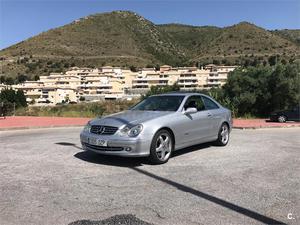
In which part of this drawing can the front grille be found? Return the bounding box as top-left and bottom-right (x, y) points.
(90, 125), (118, 135)
(85, 143), (123, 151)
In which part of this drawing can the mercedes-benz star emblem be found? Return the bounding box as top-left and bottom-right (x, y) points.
(98, 126), (105, 134)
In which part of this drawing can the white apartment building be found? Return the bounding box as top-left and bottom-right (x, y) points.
(2, 64), (237, 105)
(131, 64), (237, 93)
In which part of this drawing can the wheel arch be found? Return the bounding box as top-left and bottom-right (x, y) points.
(222, 121), (230, 129)
(279, 114), (288, 118)
(219, 120), (230, 132)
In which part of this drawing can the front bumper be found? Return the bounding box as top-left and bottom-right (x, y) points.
(80, 131), (152, 157)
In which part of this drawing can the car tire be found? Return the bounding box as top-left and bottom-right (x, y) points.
(278, 115), (287, 123)
(149, 129), (174, 164)
(215, 123), (230, 146)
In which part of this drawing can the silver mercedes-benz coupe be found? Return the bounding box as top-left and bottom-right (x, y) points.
(80, 92), (232, 164)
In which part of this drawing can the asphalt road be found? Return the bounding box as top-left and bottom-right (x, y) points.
(0, 127), (299, 225)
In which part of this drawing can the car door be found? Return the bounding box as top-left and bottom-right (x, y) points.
(289, 107), (300, 121)
(176, 95), (212, 145)
(201, 96), (223, 136)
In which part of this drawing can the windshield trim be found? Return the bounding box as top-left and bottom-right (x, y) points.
(131, 95), (185, 112)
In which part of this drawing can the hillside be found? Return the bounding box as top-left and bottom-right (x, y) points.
(159, 22), (300, 64)
(157, 23), (223, 56)
(271, 29), (300, 45)
(0, 11), (299, 79)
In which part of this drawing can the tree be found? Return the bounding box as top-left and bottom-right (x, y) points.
(129, 65), (138, 72)
(223, 62), (300, 117)
(155, 64), (160, 71)
(0, 76), (5, 83)
(34, 75), (40, 81)
(145, 64), (154, 68)
(281, 59), (287, 65)
(0, 89), (27, 108)
(213, 59), (220, 65)
(17, 74), (28, 83)
(221, 59), (228, 65)
(4, 77), (14, 85)
(268, 55), (277, 66)
(15, 90), (27, 107)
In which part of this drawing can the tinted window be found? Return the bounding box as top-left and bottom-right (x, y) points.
(131, 95), (184, 111)
(184, 96), (205, 111)
(202, 96), (219, 110)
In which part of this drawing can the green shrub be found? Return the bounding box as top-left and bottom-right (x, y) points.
(15, 100), (138, 118)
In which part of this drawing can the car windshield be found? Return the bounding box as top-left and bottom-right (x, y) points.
(131, 95), (184, 111)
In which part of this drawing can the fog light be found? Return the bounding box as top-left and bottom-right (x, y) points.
(125, 147), (132, 152)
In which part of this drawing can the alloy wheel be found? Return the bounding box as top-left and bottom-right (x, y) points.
(220, 124), (229, 144)
(155, 133), (172, 161)
(278, 115), (286, 123)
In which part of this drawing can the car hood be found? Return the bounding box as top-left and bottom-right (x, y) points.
(90, 110), (173, 127)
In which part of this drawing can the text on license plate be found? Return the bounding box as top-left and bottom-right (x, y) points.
(88, 137), (107, 146)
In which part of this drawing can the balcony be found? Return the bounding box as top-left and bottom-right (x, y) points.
(179, 75), (197, 78)
(133, 77), (168, 82)
(178, 80), (197, 84)
(132, 84), (149, 89)
(207, 81), (221, 85)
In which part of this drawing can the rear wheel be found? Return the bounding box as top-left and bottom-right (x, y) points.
(278, 115), (287, 123)
(149, 129), (173, 164)
(215, 123), (229, 146)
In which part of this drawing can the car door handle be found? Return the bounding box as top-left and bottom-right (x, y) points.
(207, 113), (212, 117)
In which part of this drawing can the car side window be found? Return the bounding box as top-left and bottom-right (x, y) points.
(184, 96), (205, 111)
(202, 96), (219, 110)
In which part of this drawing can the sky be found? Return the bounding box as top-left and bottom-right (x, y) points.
(0, 0), (299, 50)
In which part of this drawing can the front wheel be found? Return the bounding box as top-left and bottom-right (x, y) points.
(278, 115), (287, 123)
(215, 123), (230, 146)
(148, 129), (173, 164)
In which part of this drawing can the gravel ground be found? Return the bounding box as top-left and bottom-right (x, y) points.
(69, 214), (153, 225)
(0, 127), (299, 225)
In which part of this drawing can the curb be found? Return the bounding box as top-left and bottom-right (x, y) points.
(0, 124), (84, 131)
(233, 125), (300, 130)
(1, 124), (300, 131)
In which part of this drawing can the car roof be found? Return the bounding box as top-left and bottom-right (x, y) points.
(149, 92), (223, 109)
(154, 92), (205, 97)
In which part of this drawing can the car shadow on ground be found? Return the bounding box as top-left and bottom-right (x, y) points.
(74, 151), (146, 167)
(172, 142), (213, 158)
(55, 142), (146, 167)
(62, 142), (213, 167)
(56, 141), (215, 167)
(56, 142), (82, 149)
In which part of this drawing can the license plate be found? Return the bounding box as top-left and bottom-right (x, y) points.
(89, 137), (107, 146)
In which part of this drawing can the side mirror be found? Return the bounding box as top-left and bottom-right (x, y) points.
(184, 107), (197, 114)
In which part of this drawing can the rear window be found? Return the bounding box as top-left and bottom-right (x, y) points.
(184, 96), (205, 111)
(202, 96), (219, 110)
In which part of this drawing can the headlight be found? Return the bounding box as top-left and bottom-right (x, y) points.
(83, 122), (91, 132)
(121, 124), (143, 137)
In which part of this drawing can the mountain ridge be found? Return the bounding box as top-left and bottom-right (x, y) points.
(1, 10), (299, 78)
